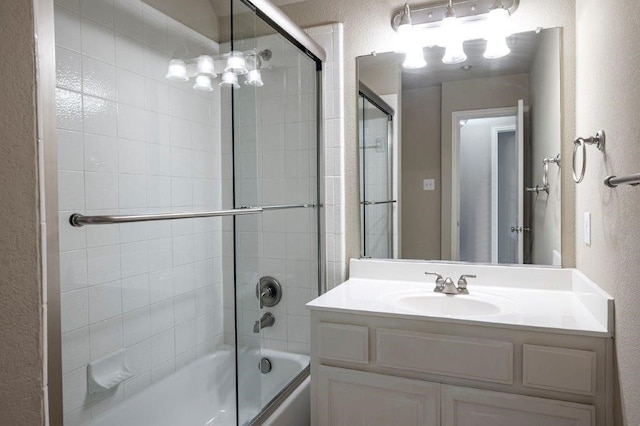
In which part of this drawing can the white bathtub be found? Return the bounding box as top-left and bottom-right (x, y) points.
(86, 347), (309, 426)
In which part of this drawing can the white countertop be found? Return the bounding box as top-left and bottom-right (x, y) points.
(307, 259), (614, 337)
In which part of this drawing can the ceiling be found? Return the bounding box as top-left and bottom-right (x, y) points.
(359, 30), (542, 91)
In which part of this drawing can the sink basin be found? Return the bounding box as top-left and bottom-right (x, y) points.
(395, 294), (502, 316)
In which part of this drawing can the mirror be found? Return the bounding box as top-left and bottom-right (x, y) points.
(357, 28), (562, 266)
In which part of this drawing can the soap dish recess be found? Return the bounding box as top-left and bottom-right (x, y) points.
(87, 349), (133, 394)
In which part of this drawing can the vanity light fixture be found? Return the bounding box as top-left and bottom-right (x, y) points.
(245, 53), (265, 87)
(396, 4), (427, 69)
(403, 45), (427, 69)
(441, 1), (467, 65)
(391, 0), (519, 66)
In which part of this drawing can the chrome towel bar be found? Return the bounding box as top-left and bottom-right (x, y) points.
(70, 208), (263, 227)
(604, 173), (640, 188)
(69, 203), (318, 227)
(361, 200), (397, 206)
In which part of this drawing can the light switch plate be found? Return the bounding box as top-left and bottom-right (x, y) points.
(584, 212), (591, 246)
(423, 179), (435, 191)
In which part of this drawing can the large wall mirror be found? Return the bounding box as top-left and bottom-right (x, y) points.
(357, 27), (562, 266)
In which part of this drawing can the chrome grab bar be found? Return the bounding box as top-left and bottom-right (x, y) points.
(605, 173), (640, 188)
(361, 200), (397, 206)
(69, 207), (263, 227)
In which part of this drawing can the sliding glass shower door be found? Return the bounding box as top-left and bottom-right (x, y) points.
(230, 1), (321, 423)
(359, 93), (394, 259)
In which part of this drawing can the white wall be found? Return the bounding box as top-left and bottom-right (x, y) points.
(575, 1), (640, 423)
(53, 1), (224, 422)
(529, 29), (562, 265)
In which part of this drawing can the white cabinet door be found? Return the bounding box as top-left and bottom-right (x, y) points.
(317, 366), (440, 426)
(441, 385), (595, 426)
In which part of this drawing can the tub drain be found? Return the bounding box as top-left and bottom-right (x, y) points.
(259, 357), (272, 374)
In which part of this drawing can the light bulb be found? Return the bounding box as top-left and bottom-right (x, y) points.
(484, 36), (510, 59)
(165, 59), (188, 81)
(443, 41), (467, 64)
(219, 71), (240, 89)
(403, 46), (426, 69)
(196, 55), (216, 77)
(224, 51), (248, 75)
(245, 69), (264, 87)
(193, 75), (213, 92)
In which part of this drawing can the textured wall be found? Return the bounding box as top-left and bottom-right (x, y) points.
(278, 0), (577, 269)
(575, 1), (640, 424)
(0, 0), (45, 424)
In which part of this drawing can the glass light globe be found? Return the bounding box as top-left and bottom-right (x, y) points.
(196, 55), (216, 77)
(224, 52), (248, 75)
(165, 59), (188, 81)
(245, 69), (264, 87)
(193, 75), (214, 92)
(219, 71), (240, 89)
(484, 37), (510, 59)
(403, 46), (426, 69)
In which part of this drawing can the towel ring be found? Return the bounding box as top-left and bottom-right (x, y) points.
(572, 130), (605, 184)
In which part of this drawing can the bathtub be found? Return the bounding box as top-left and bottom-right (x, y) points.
(86, 347), (310, 426)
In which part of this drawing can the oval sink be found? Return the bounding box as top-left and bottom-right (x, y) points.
(395, 294), (502, 316)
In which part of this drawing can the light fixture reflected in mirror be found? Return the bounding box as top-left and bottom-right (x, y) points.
(224, 51), (248, 75)
(245, 69), (264, 87)
(193, 75), (214, 92)
(196, 55), (216, 77)
(165, 59), (189, 81)
(484, 1), (511, 58)
(219, 71), (240, 89)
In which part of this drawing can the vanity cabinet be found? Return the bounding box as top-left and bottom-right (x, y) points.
(310, 312), (612, 426)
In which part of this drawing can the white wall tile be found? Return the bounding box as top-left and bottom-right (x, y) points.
(119, 174), (146, 208)
(118, 139), (146, 174)
(88, 280), (122, 323)
(81, 18), (116, 64)
(117, 68), (145, 108)
(55, 6), (82, 52)
(56, 46), (83, 92)
(83, 56), (117, 100)
(121, 274), (150, 312)
(150, 329), (174, 367)
(58, 171), (85, 211)
(61, 289), (89, 333)
(87, 245), (120, 285)
(120, 241), (149, 278)
(123, 307), (151, 347)
(89, 315), (123, 361)
(80, 0), (115, 29)
(62, 327), (90, 373)
(85, 172), (118, 209)
(83, 95), (117, 136)
(56, 89), (84, 132)
(115, 34), (144, 74)
(150, 299), (174, 335)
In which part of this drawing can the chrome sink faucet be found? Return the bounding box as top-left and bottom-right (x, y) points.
(425, 272), (476, 295)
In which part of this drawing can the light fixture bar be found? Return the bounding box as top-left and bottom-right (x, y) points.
(391, 0), (519, 31)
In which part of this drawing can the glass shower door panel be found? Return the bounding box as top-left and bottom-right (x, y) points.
(361, 98), (392, 258)
(233, 1), (319, 422)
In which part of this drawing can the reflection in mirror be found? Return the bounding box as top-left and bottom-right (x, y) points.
(357, 28), (562, 266)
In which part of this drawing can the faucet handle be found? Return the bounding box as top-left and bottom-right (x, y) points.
(425, 272), (445, 291)
(457, 274), (476, 294)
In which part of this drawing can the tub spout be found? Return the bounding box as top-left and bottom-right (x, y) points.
(253, 312), (275, 333)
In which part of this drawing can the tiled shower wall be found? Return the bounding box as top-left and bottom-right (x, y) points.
(53, 0), (223, 422)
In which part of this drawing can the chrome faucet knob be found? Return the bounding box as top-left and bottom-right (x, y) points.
(457, 274), (476, 294)
(425, 272), (445, 292)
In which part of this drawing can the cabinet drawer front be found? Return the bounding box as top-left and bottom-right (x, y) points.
(523, 344), (597, 396)
(376, 329), (513, 384)
(319, 323), (369, 364)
